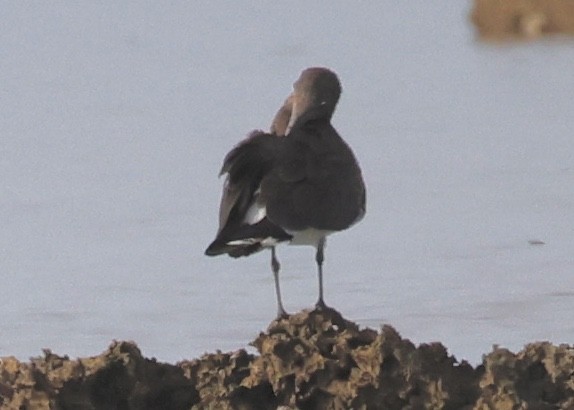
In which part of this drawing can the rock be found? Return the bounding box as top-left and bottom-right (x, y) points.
(471, 0), (574, 40)
(476, 342), (574, 410)
(0, 341), (198, 409)
(1, 308), (573, 409)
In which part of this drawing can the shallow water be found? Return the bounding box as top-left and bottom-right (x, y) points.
(1, 2), (573, 363)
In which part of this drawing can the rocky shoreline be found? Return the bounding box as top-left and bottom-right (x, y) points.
(1, 308), (573, 409)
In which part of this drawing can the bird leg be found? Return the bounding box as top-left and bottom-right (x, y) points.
(315, 237), (328, 310)
(271, 247), (288, 318)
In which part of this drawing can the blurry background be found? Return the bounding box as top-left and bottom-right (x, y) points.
(1, 1), (573, 363)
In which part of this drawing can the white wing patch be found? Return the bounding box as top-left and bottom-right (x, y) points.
(242, 191), (266, 225)
(227, 238), (259, 246)
(227, 237), (281, 248)
(223, 185), (282, 249)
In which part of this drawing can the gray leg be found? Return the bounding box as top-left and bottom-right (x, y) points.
(315, 237), (328, 310)
(271, 247), (288, 318)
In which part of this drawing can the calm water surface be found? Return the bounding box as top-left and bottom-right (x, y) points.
(1, 2), (574, 363)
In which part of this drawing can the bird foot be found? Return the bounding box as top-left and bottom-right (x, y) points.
(276, 308), (290, 320)
(314, 299), (329, 311)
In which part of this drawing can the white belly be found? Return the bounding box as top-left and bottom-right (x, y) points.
(287, 227), (334, 246)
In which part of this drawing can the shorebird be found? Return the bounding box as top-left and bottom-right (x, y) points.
(205, 67), (366, 318)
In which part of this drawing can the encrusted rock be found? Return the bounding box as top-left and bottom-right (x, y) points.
(1, 308), (573, 409)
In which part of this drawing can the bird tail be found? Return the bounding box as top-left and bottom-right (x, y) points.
(204, 218), (292, 258)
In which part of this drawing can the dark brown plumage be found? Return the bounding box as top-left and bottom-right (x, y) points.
(205, 67), (366, 317)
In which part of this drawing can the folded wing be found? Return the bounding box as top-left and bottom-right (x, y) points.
(205, 131), (292, 257)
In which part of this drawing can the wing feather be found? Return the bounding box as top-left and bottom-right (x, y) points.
(214, 131), (277, 234)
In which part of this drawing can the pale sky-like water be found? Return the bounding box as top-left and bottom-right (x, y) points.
(1, 2), (573, 364)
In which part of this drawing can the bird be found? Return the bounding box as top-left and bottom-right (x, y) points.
(205, 67), (366, 318)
